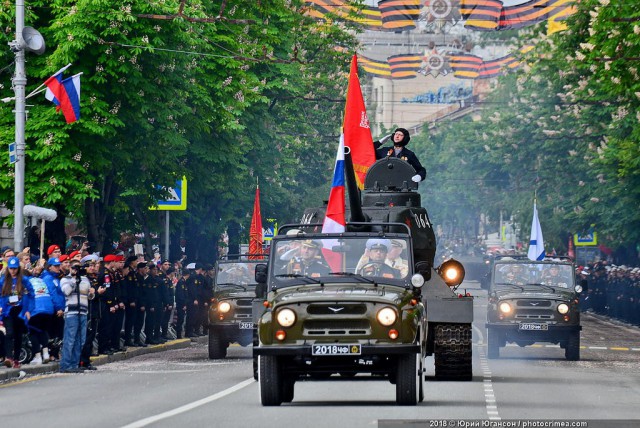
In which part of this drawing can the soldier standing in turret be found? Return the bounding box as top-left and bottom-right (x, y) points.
(374, 128), (426, 183)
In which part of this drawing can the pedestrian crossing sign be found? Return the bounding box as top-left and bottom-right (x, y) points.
(150, 177), (187, 211)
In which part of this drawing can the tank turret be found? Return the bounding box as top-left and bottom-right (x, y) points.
(303, 151), (437, 268)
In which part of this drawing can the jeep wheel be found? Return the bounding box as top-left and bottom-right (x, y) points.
(418, 357), (425, 403)
(208, 330), (228, 359)
(259, 355), (283, 406)
(487, 329), (500, 359)
(396, 354), (419, 405)
(565, 331), (580, 361)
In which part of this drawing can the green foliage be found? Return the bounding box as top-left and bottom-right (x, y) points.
(0, 0), (359, 253)
(422, 0), (640, 254)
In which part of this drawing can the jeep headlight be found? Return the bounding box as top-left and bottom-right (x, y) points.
(276, 308), (296, 327)
(376, 307), (397, 326)
(557, 303), (569, 314)
(499, 302), (512, 314)
(218, 301), (231, 313)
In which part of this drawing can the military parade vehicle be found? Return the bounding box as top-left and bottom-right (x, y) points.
(208, 256), (265, 360)
(486, 255), (586, 360)
(252, 153), (471, 406)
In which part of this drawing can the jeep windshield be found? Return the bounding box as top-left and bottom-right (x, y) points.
(493, 262), (575, 289)
(271, 236), (411, 285)
(215, 262), (262, 289)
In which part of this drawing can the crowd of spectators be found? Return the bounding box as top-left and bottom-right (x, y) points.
(579, 261), (640, 326)
(0, 243), (215, 372)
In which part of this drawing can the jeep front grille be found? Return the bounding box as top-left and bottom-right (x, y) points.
(303, 319), (371, 336)
(516, 300), (552, 307)
(306, 303), (367, 315)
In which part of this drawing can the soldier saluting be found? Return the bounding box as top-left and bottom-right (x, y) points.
(286, 240), (330, 278)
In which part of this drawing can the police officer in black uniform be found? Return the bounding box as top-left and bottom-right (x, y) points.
(357, 239), (399, 279)
(122, 256), (140, 347)
(158, 260), (175, 340)
(286, 240), (330, 277)
(185, 263), (204, 338)
(174, 268), (190, 339)
(374, 128), (426, 183)
(133, 262), (149, 347)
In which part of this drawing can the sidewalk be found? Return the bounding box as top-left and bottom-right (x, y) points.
(0, 337), (196, 382)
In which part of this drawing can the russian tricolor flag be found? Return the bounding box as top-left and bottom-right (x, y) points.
(44, 65), (81, 124)
(321, 135), (346, 271)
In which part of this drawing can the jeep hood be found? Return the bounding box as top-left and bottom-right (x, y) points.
(270, 284), (407, 306)
(493, 288), (575, 301)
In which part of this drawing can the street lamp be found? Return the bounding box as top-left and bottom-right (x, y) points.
(8, 1), (45, 251)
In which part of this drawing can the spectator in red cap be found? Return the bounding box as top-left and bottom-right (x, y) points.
(47, 245), (62, 258)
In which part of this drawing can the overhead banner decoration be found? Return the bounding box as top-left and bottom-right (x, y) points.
(421, 0), (462, 32)
(460, 0), (503, 31)
(450, 45), (534, 79)
(305, 0), (576, 33)
(420, 47), (452, 77)
(461, 0), (577, 32)
(358, 55), (392, 78)
(305, 0), (382, 28)
(359, 46), (531, 80)
(388, 53), (423, 79)
(547, 0), (576, 35)
(378, 0), (422, 31)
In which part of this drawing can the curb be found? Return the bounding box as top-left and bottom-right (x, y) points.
(0, 338), (195, 382)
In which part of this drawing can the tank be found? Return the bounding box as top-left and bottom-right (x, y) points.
(301, 153), (474, 380)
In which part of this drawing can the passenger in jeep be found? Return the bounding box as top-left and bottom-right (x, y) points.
(286, 240), (330, 277)
(541, 265), (571, 287)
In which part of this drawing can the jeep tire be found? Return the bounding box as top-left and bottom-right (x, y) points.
(259, 355), (283, 406)
(487, 328), (500, 359)
(396, 353), (420, 405)
(565, 331), (580, 361)
(208, 330), (228, 359)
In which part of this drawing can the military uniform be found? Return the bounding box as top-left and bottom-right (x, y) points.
(358, 261), (399, 279)
(286, 257), (330, 277)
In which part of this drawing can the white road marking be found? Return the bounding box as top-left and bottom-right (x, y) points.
(121, 378), (254, 428)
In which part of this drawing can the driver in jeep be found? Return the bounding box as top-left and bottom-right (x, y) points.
(356, 239), (399, 279)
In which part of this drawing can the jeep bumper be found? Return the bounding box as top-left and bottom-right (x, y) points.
(253, 343), (419, 357)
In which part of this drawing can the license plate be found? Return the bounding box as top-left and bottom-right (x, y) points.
(312, 344), (361, 356)
(519, 323), (549, 331)
(239, 322), (254, 329)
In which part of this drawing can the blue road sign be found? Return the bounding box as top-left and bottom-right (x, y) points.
(9, 142), (16, 164)
(150, 177), (188, 211)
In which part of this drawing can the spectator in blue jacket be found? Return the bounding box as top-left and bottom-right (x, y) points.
(0, 257), (31, 368)
(41, 257), (66, 361)
(22, 270), (56, 365)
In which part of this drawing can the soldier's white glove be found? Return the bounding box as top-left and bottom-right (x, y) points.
(411, 174), (422, 183)
(379, 133), (393, 144)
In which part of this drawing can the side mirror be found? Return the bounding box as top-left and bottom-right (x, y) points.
(255, 263), (268, 284)
(578, 279), (588, 293)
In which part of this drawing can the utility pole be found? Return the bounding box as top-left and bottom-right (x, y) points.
(11, 1), (27, 251)
(8, 1), (45, 251)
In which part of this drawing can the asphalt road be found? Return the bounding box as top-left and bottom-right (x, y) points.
(1, 281), (639, 428)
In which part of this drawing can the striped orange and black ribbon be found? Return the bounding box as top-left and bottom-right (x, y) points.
(358, 55), (392, 79)
(305, 0), (382, 29)
(388, 53), (423, 79)
(378, 0), (422, 31)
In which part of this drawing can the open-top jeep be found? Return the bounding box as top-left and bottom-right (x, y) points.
(486, 256), (586, 360)
(253, 224), (466, 406)
(208, 256), (265, 359)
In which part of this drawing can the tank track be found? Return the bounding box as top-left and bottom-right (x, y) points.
(434, 323), (472, 381)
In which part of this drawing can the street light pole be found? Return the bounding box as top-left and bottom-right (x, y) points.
(12, 0), (27, 251)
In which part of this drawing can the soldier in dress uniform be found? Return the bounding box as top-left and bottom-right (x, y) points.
(286, 240), (330, 277)
(122, 256), (140, 347)
(357, 239), (399, 279)
(385, 239), (409, 278)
